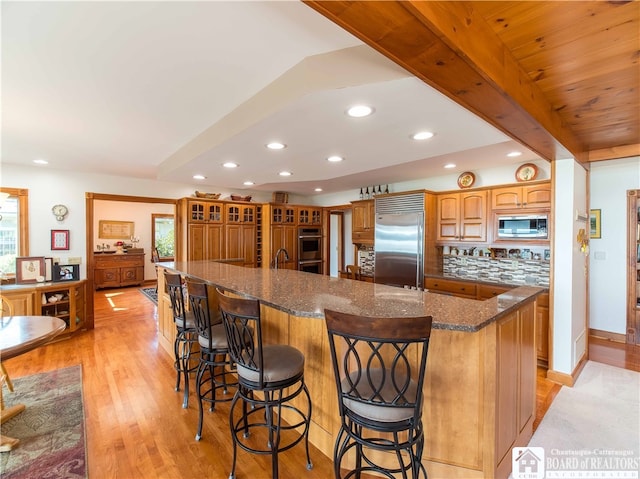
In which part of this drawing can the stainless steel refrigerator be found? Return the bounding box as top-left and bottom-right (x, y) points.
(374, 194), (424, 289)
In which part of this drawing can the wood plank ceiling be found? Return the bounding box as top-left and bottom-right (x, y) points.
(304, 1), (639, 164)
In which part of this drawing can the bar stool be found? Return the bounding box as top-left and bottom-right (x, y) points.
(216, 288), (313, 479)
(186, 280), (237, 441)
(345, 264), (361, 281)
(165, 272), (198, 409)
(324, 308), (433, 479)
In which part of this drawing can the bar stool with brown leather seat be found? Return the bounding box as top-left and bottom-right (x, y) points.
(324, 308), (433, 479)
(216, 288), (313, 479)
(165, 272), (198, 409)
(186, 280), (237, 441)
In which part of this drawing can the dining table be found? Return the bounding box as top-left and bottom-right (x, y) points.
(0, 315), (66, 451)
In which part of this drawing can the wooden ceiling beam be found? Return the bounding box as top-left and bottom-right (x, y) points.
(589, 144), (640, 162)
(304, 0), (588, 163)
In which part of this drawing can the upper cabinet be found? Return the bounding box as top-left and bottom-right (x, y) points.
(226, 204), (256, 224)
(352, 199), (375, 244)
(436, 191), (487, 242)
(271, 205), (297, 225)
(491, 183), (551, 210)
(188, 200), (223, 223)
(298, 206), (322, 225)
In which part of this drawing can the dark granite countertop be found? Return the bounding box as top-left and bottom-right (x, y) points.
(159, 261), (544, 332)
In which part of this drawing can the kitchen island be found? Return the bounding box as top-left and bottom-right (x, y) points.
(156, 261), (544, 479)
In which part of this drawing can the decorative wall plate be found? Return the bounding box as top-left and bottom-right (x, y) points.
(515, 163), (538, 182)
(457, 171), (475, 189)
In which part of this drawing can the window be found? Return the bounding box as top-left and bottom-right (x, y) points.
(0, 188), (29, 278)
(152, 214), (174, 260)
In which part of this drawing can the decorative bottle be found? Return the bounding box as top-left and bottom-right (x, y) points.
(365, 186), (370, 199)
(384, 184), (389, 194)
(359, 187), (364, 200)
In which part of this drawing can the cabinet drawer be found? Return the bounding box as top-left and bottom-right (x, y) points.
(425, 278), (477, 297)
(477, 284), (511, 299)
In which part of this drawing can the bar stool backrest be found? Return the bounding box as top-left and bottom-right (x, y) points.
(345, 264), (361, 280)
(324, 309), (433, 428)
(186, 281), (219, 351)
(215, 289), (263, 388)
(165, 272), (187, 325)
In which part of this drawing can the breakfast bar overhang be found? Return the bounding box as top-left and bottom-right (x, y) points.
(156, 261), (544, 479)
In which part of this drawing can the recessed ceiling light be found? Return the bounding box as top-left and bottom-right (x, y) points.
(327, 155), (343, 163)
(266, 142), (286, 150)
(279, 171), (292, 177)
(33, 159), (48, 165)
(444, 163), (456, 169)
(507, 151), (522, 157)
(411, 131), (434, 140)
(222, 162), (238, 168)
(243, 181), (254, 186)
(346, 105), (374, 118)
(314, 188), (323, 192)
(193, 174), (206, 180)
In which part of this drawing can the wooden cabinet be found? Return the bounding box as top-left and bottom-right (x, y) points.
(627, 190), (640, 344)
(225, 203), (257, 267)
(188, 223), (224, 261)
(495, 301), (536, 474)
(298, 206), (322, 225)
(491, 182), (551, 210)
(270, 225), (297, 270)
(0, 280), (86, 336)
(271, 205), (296, 225)
(535, 292), (550, 362)
(94, 253), (145, 289)
(436, 190), (487, 242)
(188, 200), (223, 223)
(425, 277), (477, 299)
(477, 283), (511, 299)
(352, 200), (375, 244)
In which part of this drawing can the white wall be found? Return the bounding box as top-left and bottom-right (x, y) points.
(589, 156), (640, 334)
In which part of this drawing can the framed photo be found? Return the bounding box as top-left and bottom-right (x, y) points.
(53, 264), (79, 282)
(16, 256), (45, 284)
(99, 220), (134, 239)
(44, 257), (54, 281)
(51, 229), (70, 250)
(589, 209), (601, 239)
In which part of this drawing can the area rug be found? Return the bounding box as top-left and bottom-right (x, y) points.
(520, 361), (640, 477)
(139, 287), (158, 304)
(0, 365), (87, 479)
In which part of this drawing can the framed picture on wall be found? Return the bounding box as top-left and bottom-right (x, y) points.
(589, 209), (601, 239)
(51, 229), (70, 250)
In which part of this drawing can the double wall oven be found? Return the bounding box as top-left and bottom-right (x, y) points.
(298, 227), (322, 274)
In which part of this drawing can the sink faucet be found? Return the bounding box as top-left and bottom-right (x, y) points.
(273, 248), (290, 269)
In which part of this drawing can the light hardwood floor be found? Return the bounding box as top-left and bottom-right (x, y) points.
(3, 286), (639, 478)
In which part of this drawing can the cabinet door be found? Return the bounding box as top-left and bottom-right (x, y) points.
(205, 224), (224, 260)
(120, 266), (144, 286)
(95, 267), (120, 288)
(352, 200), (374, 243)
(271, 225), (297, 269)
(206, 203), (223, 223)
(225, 224), (242, 260)
(241, 225), (256, 267)
(459, 191), (487, 241)
(188, 224), (206, 261)
(535, 293), (550, 361)
(189, 201), (206, 222)
(492, 186), (522, 210)
(1, 291), (34, 315)
(226, 205), (241, 223)
(436, 194), (459, 241)
(522, 184), (551, 209)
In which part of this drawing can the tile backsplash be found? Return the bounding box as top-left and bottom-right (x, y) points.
(357, 245), (375, 274)
(443, 255), (549, 287)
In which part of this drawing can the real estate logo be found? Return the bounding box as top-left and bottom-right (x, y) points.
(513, 447), (545, 479)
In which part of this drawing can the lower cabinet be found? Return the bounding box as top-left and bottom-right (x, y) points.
(94, 253), (145, 289)
(535, 292), (550, 363)
(0, 280), (87, 336)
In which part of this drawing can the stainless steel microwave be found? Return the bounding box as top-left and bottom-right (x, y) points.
(497, 215), (548, 239)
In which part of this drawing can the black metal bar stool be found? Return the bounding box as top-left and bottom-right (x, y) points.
(216, 288), (313, 479)
(165, 272), (198, 409)
(186, 280), (237, 441)
(324, 308), (433, 479)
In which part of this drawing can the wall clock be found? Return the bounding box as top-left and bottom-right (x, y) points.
(52, 204), (69, 221)
(51, 229), (70, 250)
(515, 163), (538, 182)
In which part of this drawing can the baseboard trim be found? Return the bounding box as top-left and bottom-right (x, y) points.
(546, 355), (588, 387)
(589, 328), (626, 343)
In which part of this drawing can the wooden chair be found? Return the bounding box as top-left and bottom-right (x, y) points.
(0, 297), (21, 452)
(345, 264), (362, 281)
(151, 248), (160, 292)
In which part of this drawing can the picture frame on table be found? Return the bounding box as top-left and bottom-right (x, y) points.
(589, 209), (601, 239)
(53, 264), (79, 282)
(16, 256), (45, 284)
(51, 229), (70, 250)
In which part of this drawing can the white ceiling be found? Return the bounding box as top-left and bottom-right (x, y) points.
(1, 1), (543, 196)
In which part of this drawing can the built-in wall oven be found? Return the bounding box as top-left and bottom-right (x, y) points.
(298, 227), (322, 274)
